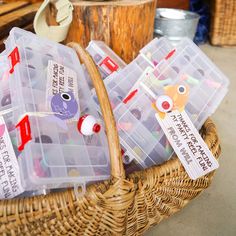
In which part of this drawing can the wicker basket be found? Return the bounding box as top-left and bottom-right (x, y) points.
(210, 0), (236, 45)
(0, 43), (221, 235)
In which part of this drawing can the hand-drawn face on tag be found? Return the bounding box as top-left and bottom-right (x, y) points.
(51, 91), (78, 120)
(152, 84), (189, 119)
(165, 84), (189, 110)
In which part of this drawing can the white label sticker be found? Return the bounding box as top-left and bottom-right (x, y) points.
(46, 60), (78, 106)
(0, 116), (24, 199)
(155, 110), (219, 180)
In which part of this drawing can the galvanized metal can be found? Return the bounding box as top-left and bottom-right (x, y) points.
(154, 8), (200, 44)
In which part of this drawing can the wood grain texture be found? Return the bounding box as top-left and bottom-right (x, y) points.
(0, 38), (5, 52)
(3, 0), (42, 3)
(156, 0), (189, 10)
(65, 0), (157, 63)
(210, 0), (236, 45)
(0, 1), (29, 16)
(0, 3), (40, 38)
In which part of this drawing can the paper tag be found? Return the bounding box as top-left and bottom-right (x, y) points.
(0, 116), (24, 199)
(155, 110), (219, 180)
(46, 60), (78, 106)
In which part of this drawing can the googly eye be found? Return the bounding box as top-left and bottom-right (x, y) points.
(178, 85), (186, 94)
(61, 92), (71, 101)
(156, 95), (173, 113)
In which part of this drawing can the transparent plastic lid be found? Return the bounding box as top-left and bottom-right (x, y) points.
(1, 28), (110, 191)
(86, 40), (126, 79)
(92, 37), (229, 169)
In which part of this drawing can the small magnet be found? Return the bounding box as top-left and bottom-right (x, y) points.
(205, 79), (221, 88)
(172, 66), (179, 73)
(181, 74), (199, 85)
(131, 109), (142, 120)
(197, 69), (204, 76)
(35, 135), (53, 144)
(34, 159), (48, 177)
(184, 55), (190, 61)
(153, 60), (158, 66)
(117, 95), (124, 100)
(1, 94), (11, 107)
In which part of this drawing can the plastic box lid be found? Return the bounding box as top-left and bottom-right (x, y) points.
(86, 40), (126, 80)
(0, 28), (110, 193)
(92, 37), (229, 169)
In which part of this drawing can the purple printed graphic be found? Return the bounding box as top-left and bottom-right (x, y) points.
(51, 91), (78, 120)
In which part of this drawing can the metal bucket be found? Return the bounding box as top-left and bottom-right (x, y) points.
(154, 8), (200, 44)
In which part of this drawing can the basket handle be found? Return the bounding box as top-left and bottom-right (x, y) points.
(67, 42), (125, 179)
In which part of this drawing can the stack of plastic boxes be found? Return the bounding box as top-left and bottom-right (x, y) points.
(88, 37), (229, 170)
(0, 28), (110, 194)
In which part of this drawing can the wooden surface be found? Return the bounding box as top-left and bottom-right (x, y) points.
(0, 38), (5, 52)
(156, 0), (189, 10)
(65, 0), (157, 63)
(210, 0), (236, 45)
(2, 0), (42, 3)
(0, 1), (29, 16)
(0, 2), (40, 39)
(0, 1), (38, 52)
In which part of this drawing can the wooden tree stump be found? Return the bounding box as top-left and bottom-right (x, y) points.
(66, 0), (157, 63)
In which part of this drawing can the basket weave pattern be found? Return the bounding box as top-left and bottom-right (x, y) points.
(210, 0), (236, 45)
(0, 44), (221, 235)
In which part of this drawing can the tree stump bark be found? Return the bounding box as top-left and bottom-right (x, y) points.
(66, 0), (157, 63)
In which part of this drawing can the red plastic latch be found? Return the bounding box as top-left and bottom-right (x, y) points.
(100, 57), (119, 73)
(16, 115), (32, 151)
(8, 47), (20, 74)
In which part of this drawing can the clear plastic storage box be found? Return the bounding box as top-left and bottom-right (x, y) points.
(92, 37), (229, 169)
(0, 28), (110, 193)
(86, 40), (126, 79)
